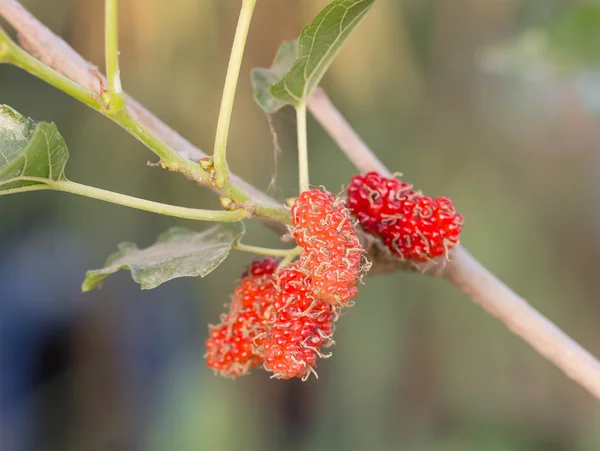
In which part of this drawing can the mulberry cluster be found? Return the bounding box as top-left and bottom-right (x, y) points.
(205, 176), (462, 380)
(205, 258), (277, 378)
(347, 172), (463, 262)
(291, 189), (365, 306)
(204, 307), (266, 377)
(205, 174), (463, 381)
(262, 264), (335, 379)
(205, 258), (336, 380)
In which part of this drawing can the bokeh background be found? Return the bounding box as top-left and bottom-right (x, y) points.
(2, 0), (600, 450)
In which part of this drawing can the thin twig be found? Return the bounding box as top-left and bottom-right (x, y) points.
(308, 88), (390, 176)
(307, 88), (600, 400)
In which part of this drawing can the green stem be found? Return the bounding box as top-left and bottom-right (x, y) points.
(255, 204), (291, 225)
(276, 246), (303, 270)
(235, 242), (299, 258)
(105, 0), (126, 111)
(213, 0), (257, 188)
(0, 29), (209, 182)
(0, 28), (101, 110)
(0, 184), (51, 196)
(0, 30), (11, 63)
(0, 24), (290, 224)
(49, 180), (247, 222)
(111, 108), (208, 180)
(296, 103), (309, 192)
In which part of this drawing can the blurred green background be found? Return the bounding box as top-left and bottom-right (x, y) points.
(2, 0), (600, 450)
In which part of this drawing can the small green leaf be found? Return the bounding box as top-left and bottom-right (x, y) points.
(82, 223), (246, 291)
(270, 0), (375, 108)
(0, 105), (69, 191)
(251, 40), (298, 113)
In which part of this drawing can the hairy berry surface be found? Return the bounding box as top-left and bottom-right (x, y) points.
(233, 261), (277, 312)
(205, 307), (264, 377)
(347, 172), (463, 261)
(291, 189), (364, 305)
(262, 265), (335, 380)
(205, 259), (277, 377)
(347, 171), (414, 233)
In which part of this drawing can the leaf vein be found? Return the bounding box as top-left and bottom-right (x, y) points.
(303, 1), (369, 98)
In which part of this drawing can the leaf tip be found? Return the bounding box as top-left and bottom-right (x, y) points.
(81, 271), (102, 292)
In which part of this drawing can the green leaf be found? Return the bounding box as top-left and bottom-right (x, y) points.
(82, 223), (246, 291)
(269, 0), (375, 108)
(250, 40), (298, 113)
(0, 105), (69, 191)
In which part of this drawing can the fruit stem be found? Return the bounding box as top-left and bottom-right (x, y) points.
(296, 102), (309, 193)
(276, 246), (303, 270)
(235, 242), (300, 258)
(104, 0), (125, 111)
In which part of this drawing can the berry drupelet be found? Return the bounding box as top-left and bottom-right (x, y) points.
(205, 258), (277, 377)
(291, 189), (365, 306)
(261, 264), (335, 380)
(347, 172), (463, 262)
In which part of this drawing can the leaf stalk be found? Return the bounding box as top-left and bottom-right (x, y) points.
(2, 177), (247, 221)
(235, 242), (301, 258)
(104, 0), (126, 112)
(296, 103), (309, 192)
(212, 0), (257, 188)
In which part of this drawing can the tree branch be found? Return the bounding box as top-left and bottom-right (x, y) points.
(307, 87), (600, 400)
(308, 88), (391, 177)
